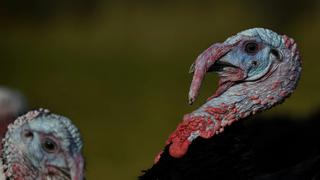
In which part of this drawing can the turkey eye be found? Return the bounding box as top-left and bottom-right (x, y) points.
(42, 139), (57, 153)
(24, 130), (33, 138)
(245, 42), (259, 54)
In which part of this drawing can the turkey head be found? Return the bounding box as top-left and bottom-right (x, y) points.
(1, 109), (84, 180)
(166, 28), (301, 158)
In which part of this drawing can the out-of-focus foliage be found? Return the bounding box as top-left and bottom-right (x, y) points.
(0, 1), (319, 179)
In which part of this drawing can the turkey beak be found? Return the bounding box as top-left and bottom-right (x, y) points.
(70, 153), (85, 180)
(188, 41), (238, 104)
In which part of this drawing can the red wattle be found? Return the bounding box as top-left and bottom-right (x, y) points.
(169, 140), (191, 158)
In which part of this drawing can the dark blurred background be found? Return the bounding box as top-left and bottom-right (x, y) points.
(0, 1), (319, 179)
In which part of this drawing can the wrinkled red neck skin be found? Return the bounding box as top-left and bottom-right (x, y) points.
(7, 162), (36, 180)
(162, 73), (245, 160)
(188, 41), (239, 104)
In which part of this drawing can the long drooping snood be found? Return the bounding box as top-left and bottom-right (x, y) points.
(188, 42), (239, 105)
(156, 28), (301, 160)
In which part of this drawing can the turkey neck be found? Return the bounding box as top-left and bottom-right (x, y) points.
(165, 51), (301, 158)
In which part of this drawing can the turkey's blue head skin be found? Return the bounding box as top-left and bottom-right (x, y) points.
(218, 36), (274, 81)
(189, 28), (301, 104)
(2, 109), (84, 180)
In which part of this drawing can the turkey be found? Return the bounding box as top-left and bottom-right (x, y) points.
(138, 28), (319, 180)
(0, 108), (84, 180)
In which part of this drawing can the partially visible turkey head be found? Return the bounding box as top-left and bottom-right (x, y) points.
(1, 109), (84, 180)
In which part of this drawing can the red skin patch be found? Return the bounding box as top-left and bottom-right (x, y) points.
(283, 35), (295, 49)
(165, 116), (218, 158)
(250, 95), (259, 100)
(8, 163), (34, 180)
(205, 107), (227, 114)
(271, 81), (281, 90)
(164, 105), (234, 158)
(282, 34), (300, 61)
(280, 90), (287, 97)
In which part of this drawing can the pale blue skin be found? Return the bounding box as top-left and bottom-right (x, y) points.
(222, 39), (271, 79)
(221, 28), (287, 81)
(2, 110), (84, 180)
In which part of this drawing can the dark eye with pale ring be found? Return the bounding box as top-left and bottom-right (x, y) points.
(42, 138), (58, 153)
(244, 42), (259, 54)
(24, 130), (33, 138)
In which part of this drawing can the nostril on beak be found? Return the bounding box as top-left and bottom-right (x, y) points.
(270, 49), (282, 61)
(251, 60), (258, 66)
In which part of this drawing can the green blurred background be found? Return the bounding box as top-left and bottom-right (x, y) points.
(0, 0), (319, 179)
